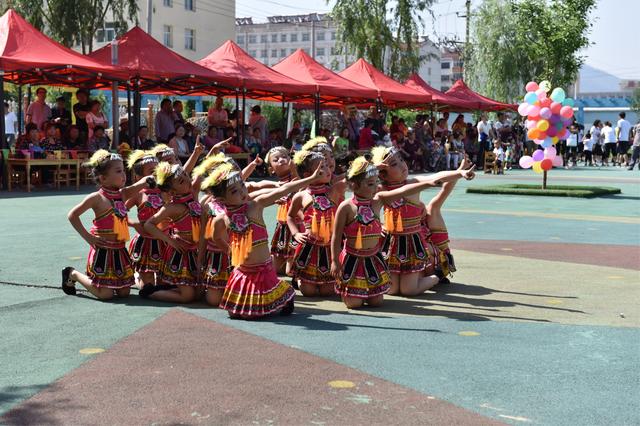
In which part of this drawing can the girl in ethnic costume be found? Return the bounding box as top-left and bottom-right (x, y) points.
(287, 151), (340, 297)
(370, 146), (476, 296)
(201, 161), (327, 319)
(302, 137), (347, 204)
(61, 150), (134, 300)
(141, 162), (202, 303)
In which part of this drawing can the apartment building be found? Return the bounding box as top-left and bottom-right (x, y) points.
(439, 49), (464, 92)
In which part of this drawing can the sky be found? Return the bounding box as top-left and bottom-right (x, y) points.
(237, 0), (640, 80)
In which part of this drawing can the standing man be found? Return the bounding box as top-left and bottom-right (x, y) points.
(627, 120), (640, 171)
(51, 96), (72, 136)
(616, 112), (632, 167)
(25, 87), (51, 132)
(173, 100), (185, 124)
(4, 102), (18, 148)
(476, 113), (491, 161)
(154, 98), (176, 144)
(249, 105), (268, 143)
(207, 97), (228, 140)
(73, 89), (91, 142)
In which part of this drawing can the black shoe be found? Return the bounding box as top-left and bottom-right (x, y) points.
(438, 277), (451, 285)
(138, 284), (156, 299)
(61, 267), (76, 295)
(280, 299), (295, 316)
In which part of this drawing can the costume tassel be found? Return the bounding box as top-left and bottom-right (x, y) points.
(311, 212), (318, 238)
(113, 215), (130, 241)
(385, 209), (394, 232)
(396, 213), (403, 232)
(319, 215), (326, 243)
(192, 219), (200, 243)
(355, 225), (363, 249)
(205, 218), (214, 240)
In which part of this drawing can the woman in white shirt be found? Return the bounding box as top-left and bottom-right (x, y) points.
(565, 124), (579, 168)
(169, 123), (191, 163)
(85, 100), (107, 141)
(601, 121), (617, 166)
(589, 120), (603, 166)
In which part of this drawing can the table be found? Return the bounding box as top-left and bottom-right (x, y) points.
(7, 158), (81, 192)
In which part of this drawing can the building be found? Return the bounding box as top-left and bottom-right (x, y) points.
(439, 49), (464, 92)
(235, 13), (355, 71)
(416, 38), (442, 91)
(91, 0), (236, 61)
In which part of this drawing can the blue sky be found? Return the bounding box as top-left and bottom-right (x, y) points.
(238, 0), (639, 80)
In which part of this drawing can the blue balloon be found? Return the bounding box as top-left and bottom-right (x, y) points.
(541, 138), (553, 148)
(524, 91), (538, 104)
(550, 88), (566, 103)
(562, 98), (575, 107)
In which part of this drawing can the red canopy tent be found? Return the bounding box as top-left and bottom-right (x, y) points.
(88, 27), (240, 94)
(338, 58), (431, 108)
(196, 40), (315, 100)
(403, 73), (474, 111)
(0, 9), (127, 86)
(445, 79), (517, 112)
(272, 49), (378, 104)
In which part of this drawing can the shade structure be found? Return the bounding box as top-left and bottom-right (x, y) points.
(403, 73), (475, 111)
(272, 49), (378, 105)
(338, 58), (430, 107)
(88, 27), (239, 94)
(445, 79), (517, 112)
(196, 40), (315, 100)
(0, 9), (127, 86)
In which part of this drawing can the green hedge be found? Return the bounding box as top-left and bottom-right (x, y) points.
(466, 184), (622, 198)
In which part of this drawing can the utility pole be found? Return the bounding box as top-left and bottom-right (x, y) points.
(457, 0), (471, 81)
(146, 0), (152, 33)
(311, 19), (316, 59)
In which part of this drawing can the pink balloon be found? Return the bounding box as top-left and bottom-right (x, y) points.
(540, 98), (552, 108)
(540, 107), (551, 119)
(519, 156), (534, 169)
(525, 81), (539, 92)
(528, 105), (540, 116)
(552, 155), (564, 167)
(526, 120), (537, 129)
(536, 88), (547, 99)
(560, 106), (574, 118)
(544, 146), (557, 158)
(550, 102), (562, 114)
(532, 150), (545, 161)
(518, 103), (529, 116)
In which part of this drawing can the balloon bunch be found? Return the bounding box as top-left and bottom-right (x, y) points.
(519, 146), (563, 174)
(517, 80), (575, 149)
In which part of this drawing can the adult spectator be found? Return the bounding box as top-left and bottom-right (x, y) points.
(173, 100), (185, 124)
(202, 125), (220, 149)
(118, 118), (130, 145)
(26, 87), (51, 131)
(358, 118), (375, 150)
(565, 124), (579, 168)
(41, 122), (64, 151)
(85, 100), (108, 141)
(494, 112), (511, 142)
(434, 118), (449, 140)
(154, 98), (176, 143)
(51, 96), (72, 135)
(627, 120), (640, 171)
(601, 121), (617, 166)
(589, 120), (603, 166)
(134, 126), (155, 150)
(451, 114), (467, 139)
(288, 120), (302, 140)
(616, 112), (632, 167)
(64, 125), (85, 151)
(389, 115), (400, 135)
(477, 113), (490, 151)
(88, 125), (111, 152)
(4, 102), (17, 148)
(342, 108), (360, 150)
(73, 89), (91, 140)
(249, 105), (268, 143)
(168, 123), (191, 163)
(207, 97), (228, 139)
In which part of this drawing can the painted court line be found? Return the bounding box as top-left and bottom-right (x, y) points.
(444, 208), (640, 224)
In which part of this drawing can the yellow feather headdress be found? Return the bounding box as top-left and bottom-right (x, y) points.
(151, 143), (175, 160)
(370, 146), (399, 166)
(347, 156), (378, 181)
(201, 163), (241, 190)
(84, 149), (122, 168)
(302, 136), (332, 154)
(126, 150), (158, 170)
(154, 161), (183, 187)
(192, 153), (228, 178)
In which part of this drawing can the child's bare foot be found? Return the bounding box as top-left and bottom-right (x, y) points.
(61, 267), (76, 295)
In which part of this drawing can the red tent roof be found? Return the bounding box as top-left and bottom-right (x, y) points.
(197, 40), (315, 100)
(445, 79), (517, 111)
(404, 73), (474, 111)
(272, 49), (378, 104)
(88, 27), (239, 93)
(0, 9), (127, 86)
(338, 58), (430, 107)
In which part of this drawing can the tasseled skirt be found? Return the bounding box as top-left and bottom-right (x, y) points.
(430, 229), (456, 277)
(128, 233), (166, 273)
(335, 249), (390, 299)
(293, 240), (335, 288)
(381, 230), (436, 275)
(270, 222), (297, 259)
(86, 243), (135, 289)
(219, 260), (295, 317)
(203, 248), (231, 289)
(159, 242), (199, 286)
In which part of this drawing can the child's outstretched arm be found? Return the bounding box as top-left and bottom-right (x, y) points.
(212, 216), (230, 252)
(183, 136), (205, 175)
(144, 205), (189, 252)
(254, 163), (325, 208)
(67, 193), (108, 248)
(287, 192), (308, 245)
(330, 201), (349, 280)
(206, 137), (233, 157)
(428, 156), (473, 212)
(241, 155), (263, 180)
(196, 198), (210, 274)
(120, 175), (154, 204)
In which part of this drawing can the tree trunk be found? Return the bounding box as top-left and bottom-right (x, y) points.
(542, 170), (547, 190)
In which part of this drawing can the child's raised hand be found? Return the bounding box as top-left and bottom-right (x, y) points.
(251, 155), (263, 166)
(461, 164), (476, 180)
(293, 231), (309, 245)
(212, 137), (232, 153)
(310, 162), (327, 181)
(194, 135), (204, 153)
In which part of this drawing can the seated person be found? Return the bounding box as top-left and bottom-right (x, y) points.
(64, 125), (86, 151)
(88, 126), (111, 152)
(41, 122), (64, 151)
(134, 125), (155, 150)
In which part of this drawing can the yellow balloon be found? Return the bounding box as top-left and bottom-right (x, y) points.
(537, 119), (549, 131)
(532, 161), (543, 173)
(551, 136), (559, 144)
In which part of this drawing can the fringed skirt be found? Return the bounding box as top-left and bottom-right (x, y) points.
(159, 243), (199, 286)
(430, 229), (456, 277)
(203, 248), (231, 289)
(293, 240), (335, 288)
(86, 243), (135, 289)
(381, 229), (435, 275)
(335, 248), (390, 299)
(128, 233), (165, 273)
(270, 222), (297, 259)
(219, 260), (295, 317)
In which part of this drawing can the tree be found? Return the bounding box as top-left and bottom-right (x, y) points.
(631, 88), (640, 115)
(467, 0), (596, 102)
(3, 0), (138, 53)
(329, 0), (433, 80)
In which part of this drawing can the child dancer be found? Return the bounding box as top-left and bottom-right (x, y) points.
(287, 150), (340, 296)
(371, 146), (475, 296)
(141, 162), (201, 303)
(61, 150), (134, 300)
(201, 161), (327, 319)
(302, 137), (347, 203)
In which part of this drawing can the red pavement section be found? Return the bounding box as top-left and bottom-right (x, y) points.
(452, 239), (640, 270)
(2, 310), (502, 426)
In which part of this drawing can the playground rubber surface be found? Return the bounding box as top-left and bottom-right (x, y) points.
(1, 167), (639, 425)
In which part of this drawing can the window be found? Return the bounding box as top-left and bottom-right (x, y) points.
(163, 25), (173, 48)
(280, 48), (286, 57)
(271, 49), (277, 58)
(185, 0), (194, 11)
(271, 34), (278, 43)
(317, 47), (325, 56)
(290, 48), (296, 54)
(96, 22), (116, 43)
(184, 28), (195, 50)
(302, 32), (310, 41)
(452, 73), (463, 80)
(441, 86), (450, 92)
(316, 32), (325, 41)
(260, 34), (267, 43)
(330, 46), (337, 56)
(441, 75), (450, 82)
(261, 49), (268, 58)
(290, 33), (298, 42)
(280, 33), (287, 42)
(441, 62), (450, 69)
(237, 35), (244, 44)
(331, 31), (336, 40)
(163, 0), (172, 6)
(303, 48), (310, 54)
(455, 61), (464, 67)
(248, 35), (257, 44)
(249, 50), (257, 57)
